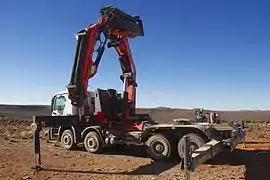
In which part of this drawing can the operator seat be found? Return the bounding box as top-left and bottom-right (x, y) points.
(96, 88), (119, 119)
(107, 88), (119, 117)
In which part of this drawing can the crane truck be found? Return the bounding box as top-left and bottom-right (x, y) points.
(32, 6), (246, 163)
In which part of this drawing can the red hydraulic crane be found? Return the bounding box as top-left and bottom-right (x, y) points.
(66, 6), (144, 122)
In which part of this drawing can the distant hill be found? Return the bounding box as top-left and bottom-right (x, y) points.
(0, 104), (50, 120)
(0, 104), (270, 122)
(136, 108), (270, 123)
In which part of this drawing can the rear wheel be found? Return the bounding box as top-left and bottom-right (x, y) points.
(177, 133), (206, 158)
(145, 133), (176, 161)
(60, 129), (76, 150)
(84, 131), (103, 154)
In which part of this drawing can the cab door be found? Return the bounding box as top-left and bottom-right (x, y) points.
(51, 94), (67, 116)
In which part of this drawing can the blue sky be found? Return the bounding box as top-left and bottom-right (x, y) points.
(0, 0), (269, 110)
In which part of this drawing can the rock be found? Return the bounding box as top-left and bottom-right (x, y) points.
(0, 162), (8, 168)
(20, 131), (33, 139)
(22, 176), (31, 180)
(4, 136), (9, 140)
(4, 131), (11, 138)
(9, 138), (17, 142)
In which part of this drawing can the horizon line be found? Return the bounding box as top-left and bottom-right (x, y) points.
(0, 103), (269, 112)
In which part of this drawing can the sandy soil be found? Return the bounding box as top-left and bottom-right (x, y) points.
(0, 120), (270, 180)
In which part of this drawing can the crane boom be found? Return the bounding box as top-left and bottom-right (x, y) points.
(66, 6), (144, 118)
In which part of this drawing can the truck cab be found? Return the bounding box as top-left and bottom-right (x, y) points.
(50, 90), (96, 116)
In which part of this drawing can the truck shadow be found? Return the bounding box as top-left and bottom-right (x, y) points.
(74, 144), (149, 158)
(42, 142), (270, 178)
(102, 145), (149, 158)
(205, 148), (270, 180)
(40, 160), (179, 176)
(124, 160), (179, 175)
(43, 145), (179, 175)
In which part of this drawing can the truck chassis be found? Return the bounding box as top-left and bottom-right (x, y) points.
(31, 114), (246, 170)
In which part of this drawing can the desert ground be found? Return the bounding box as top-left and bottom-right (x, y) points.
(0, 105), (270, 180)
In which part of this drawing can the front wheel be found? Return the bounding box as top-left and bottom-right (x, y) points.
(84, 131), (103, 154)
(145, 133), (176, 161)
(60, 129), (76, 150)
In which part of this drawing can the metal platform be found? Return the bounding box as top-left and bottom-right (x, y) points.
(181, 126), (246, 179)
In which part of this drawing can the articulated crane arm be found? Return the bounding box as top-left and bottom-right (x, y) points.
(67, 6), (144, 117)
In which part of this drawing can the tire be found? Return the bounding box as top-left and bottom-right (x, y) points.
(84, 131), (103, 154)
(145, 133), (176, 161)
(177, 133), (206, 158)
(60, 129), (76, 150)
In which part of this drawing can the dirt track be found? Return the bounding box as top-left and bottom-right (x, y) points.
(0, 121), (270, 180)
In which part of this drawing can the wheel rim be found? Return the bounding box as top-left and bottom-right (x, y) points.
(87, 137), (98, 151)
(189, 143), (198, 152)
(151, 141), (166, 156)
(63, 134), (72, 146)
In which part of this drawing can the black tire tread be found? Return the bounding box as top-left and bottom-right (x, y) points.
(177, 132), (206, 158)
(145, 133), (176, 161)
(84, 131), (103, 154)
(60, 129), (76, 150)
